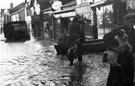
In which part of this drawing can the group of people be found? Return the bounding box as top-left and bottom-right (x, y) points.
(55, 13), (135, 86)
(103, 13), (135, 86)
(55, 15), (85, 65)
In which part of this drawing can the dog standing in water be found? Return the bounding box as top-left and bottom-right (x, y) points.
(103, 29), (133, 86)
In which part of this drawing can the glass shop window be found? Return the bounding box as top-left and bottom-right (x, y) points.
(96, 4), (114, 39)
(127, 0), (135, 13)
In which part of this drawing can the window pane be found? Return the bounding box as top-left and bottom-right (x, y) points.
(127, 0), (135, 9)
(96, 4), (113, 39)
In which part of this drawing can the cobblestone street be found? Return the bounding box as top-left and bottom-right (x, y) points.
(0, 0), (135, 85)
(0, 36), (110, 86)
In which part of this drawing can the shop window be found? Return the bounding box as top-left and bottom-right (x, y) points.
(96, 4), (113, 39)
(127, 0), (135, 13)
(127, 0), (135, 9)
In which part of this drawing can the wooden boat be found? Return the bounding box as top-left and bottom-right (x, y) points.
(82, 39), (106, 53)
(54, 39), (107, 55)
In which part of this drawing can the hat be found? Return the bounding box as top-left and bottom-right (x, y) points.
(124, 13), (135, 20)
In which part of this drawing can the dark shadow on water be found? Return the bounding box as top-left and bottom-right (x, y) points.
(68, 62), (87, 86)
(5, 39), (30, 43)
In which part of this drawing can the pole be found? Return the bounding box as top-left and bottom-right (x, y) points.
(1, 9), (2, 34)
(103, 7), (105, 35)
(52, 13), (55, 40)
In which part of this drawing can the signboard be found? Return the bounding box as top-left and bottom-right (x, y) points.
(54, 11), (76, 18)
(52, 0), (62, 11)
(75, 6), (91, 14)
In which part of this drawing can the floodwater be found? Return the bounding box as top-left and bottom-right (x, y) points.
(0, 37), (110, 86)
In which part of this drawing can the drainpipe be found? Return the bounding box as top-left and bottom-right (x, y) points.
(92, 7), (98, 39)
(51, 13), (55, 40)
(40, 11), (44, 38)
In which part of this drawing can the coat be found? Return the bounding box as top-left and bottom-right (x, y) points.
(67, 22), (84, 48)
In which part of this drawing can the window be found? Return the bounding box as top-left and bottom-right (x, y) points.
(127, 0), (135, 9)
(96, 4), (113, 39)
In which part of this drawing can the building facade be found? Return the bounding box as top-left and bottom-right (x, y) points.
(10, 2), (26, 22)
(76, 0), (135, 39)
(26, 0), (135, 40)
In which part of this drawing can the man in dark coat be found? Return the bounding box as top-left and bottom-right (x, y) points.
(67, 16), (84, 65)
(103, 13), (135, 86)
(55, 28), (68, 55)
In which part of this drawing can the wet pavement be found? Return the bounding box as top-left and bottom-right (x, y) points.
(0, 35), (110, 86)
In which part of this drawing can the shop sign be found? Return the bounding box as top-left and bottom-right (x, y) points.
(52, 0), (62, 11)
(54, 12), (76, 18)
(75, 5), (91, 14)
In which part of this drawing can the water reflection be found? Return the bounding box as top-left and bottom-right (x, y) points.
(68, 62), (87, 86)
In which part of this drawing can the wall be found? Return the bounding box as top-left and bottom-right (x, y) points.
(19, 8), (25, 21)
(10, 8), (25, 21)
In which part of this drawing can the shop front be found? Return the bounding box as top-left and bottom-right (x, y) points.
(90, 0), (129, 39)
(93, 2), (114, 39)
(42, 12), (53, 39)
(25, 16), (33, 38)
(31, 15), (42, 37)
(75, 2), (93, 40)
(127, 0), (135, 13)
(53, 8), (76, 40)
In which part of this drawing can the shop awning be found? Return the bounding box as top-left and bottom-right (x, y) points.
(53, 7), (75, 14)
(53, 11), (76, 18)
(53, 7), (76, 18)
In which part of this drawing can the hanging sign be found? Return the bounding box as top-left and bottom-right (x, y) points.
(52, 0), (62, 11)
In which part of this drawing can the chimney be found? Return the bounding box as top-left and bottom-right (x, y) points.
(10, 2), (13, 9)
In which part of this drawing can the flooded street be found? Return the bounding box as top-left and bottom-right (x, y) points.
(0, 36), (110, 86)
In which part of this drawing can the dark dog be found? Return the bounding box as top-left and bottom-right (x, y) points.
(68, 46), (77, 66)
(54, 43), (78, 66)
(54, 44), (68, 55)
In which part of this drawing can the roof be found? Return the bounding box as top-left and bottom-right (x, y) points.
(10, 2), (25, 14)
